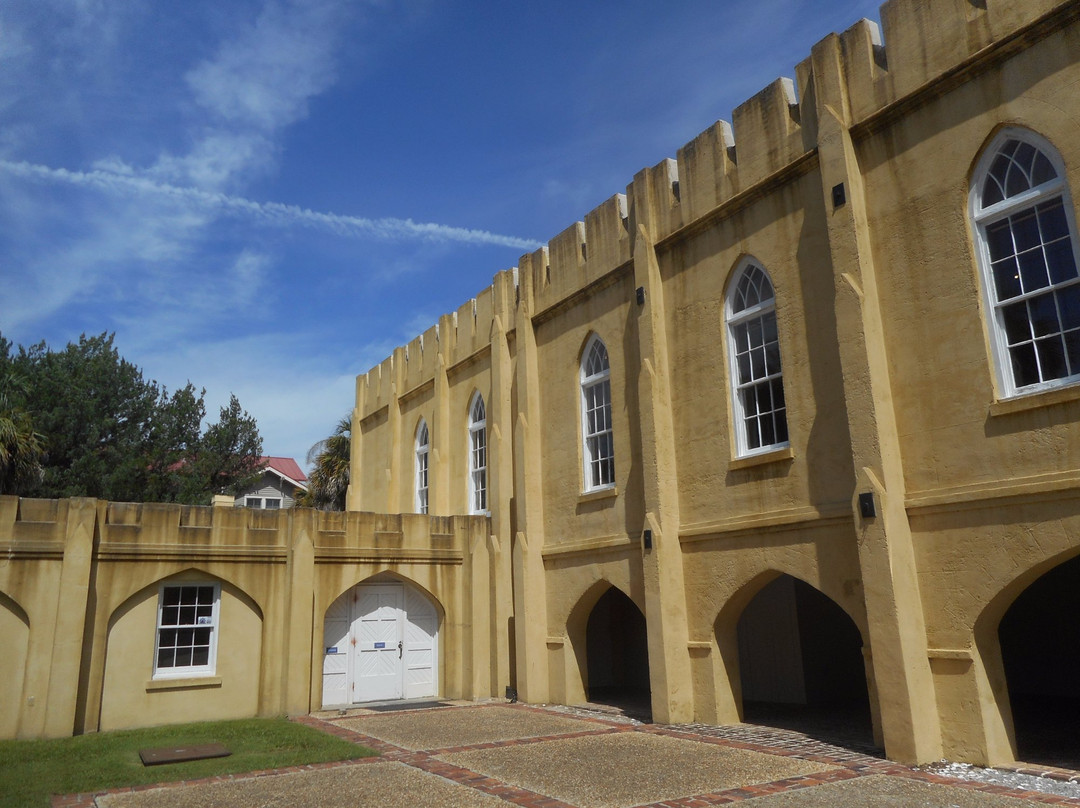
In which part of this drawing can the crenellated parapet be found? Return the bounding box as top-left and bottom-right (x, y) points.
(354, 0), (1074, 418)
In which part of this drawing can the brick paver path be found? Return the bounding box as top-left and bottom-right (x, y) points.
(52, 704), (1080, 807)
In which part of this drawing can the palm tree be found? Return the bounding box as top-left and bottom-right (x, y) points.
(0, 368), (45, 495)
(299, 415), (351, 510)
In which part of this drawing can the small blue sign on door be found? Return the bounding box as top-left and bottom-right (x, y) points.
(325, 647), (338, 654)
(374, 642), (386, 649)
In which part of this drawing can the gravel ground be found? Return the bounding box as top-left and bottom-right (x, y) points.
(96, 761), (507, 808)
(720, 774), (1043, 807)
(332, 704), (598, 750)
(928, 762), (1080, 801)
(439, 729), (835, 808)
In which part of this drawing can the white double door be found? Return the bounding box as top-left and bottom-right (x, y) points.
(322, 582), (437, 707)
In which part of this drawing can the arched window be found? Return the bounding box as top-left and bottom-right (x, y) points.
(581, 335), (615, 491)
(415, 419), (429, 514)
(726, 260), (789, 456)
(971, 129), (1080, 396)
(468, 393), (487, 514)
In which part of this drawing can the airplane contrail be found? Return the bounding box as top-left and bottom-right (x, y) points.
(0, 159), (544, 252)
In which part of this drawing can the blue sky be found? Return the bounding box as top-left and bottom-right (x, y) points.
(0, 0), (883, 470)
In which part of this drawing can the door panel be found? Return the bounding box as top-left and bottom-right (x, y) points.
(321, 581), (438, 707)
(353, 585), (403, 702)
(321, 596), (350, 707)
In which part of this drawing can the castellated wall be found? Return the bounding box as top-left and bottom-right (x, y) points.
(0, 496), (496, 738)
(350, 0), (1080, 770)
(352, 0), (1071, 427)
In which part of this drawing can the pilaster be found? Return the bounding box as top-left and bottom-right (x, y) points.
(629, 176), (693, 724)
(43, 498), (97, 738)
(511, 250), (550, 702)
(489, 270), (517, 694)
(284, 507), (316, 715)
(810, 34), (941, 764)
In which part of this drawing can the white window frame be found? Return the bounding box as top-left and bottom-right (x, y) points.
(245, 496), (281, 509)
(580, 335), (615, 492)
(970, 128), (1080, 398)
(468, 393), (487, 514)
(153, 582), (220, 679)
(725, 259), (790, 458)
(415, 419), (430, 514)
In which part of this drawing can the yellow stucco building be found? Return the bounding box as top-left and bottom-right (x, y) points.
(3, 0), (1080, 770)
(347, 0), (1080, 767)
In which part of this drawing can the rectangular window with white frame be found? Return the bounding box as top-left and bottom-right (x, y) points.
(154, 583), (220, 678)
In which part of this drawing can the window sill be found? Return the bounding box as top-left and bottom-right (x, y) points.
(145, 676), (222, 692)
(728, 445), (794, 471)
(579, 486), (617, 504)
(989, 383), (1080, 416)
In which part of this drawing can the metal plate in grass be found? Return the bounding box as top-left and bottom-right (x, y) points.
(139, 742), (231, 766)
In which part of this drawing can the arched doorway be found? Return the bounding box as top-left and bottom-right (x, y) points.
(584, 587), (650, 713)
(998, 554), (1080, 768)
(736, 574), (873, 747)
(322, 577), (439, 708)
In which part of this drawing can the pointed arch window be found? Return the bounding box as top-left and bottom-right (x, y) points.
(971, 129), (1080, 396)
(468, 393), (487, 514)
(415, 420), (429, 514)
(581, 335), (615, 491)
(726, 261), (789, 456)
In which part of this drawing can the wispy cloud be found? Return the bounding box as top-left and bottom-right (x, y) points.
(185, 0), (346, 132)
(0, 159), (543, 250)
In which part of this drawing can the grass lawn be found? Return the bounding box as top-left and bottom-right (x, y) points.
(0, 717), (376, 808)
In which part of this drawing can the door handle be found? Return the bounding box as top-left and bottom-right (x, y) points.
(398, 640), (403, 659)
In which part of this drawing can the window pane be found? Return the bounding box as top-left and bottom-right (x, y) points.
(1006, 156), (1031, 198)
(760, 414), (776, 447)
(992, 256), (1022, 301)
(982, 173), (1004, 207)
(1033, 152), (1057, 186)
(161, 605), (180, 627)
(1066, 331), (1080, 374)
(1012, 210), (1041, 252)
(745, 415), (761, 450)
(1028, 292), (1060, 337)
(775, 411), (789, 444)
(158, 648), (174, 668)
(175, 647), (193, 668)
(986, 220), (1013, 261)
(772, 378), (786, 410)
(1046, 240), (1078, 285)
(163, 588), (181, 607)
(1002, 302), (1031, 345)
(751, 346), (765, 380)
(757, 380), (772, 411)
(1038, 199), (1068, 241)
(1018, 249), (1050, 293)
(1059, 286), (1080, 330)
(765, 341), (782, 376)
(1010, 342), (1040, 388)
(747, 318), (763, 348)
(737, 353), (751, 384)
(1037, 336), (1067, 380)
(743, 386), (758, 416)
(192, 647), (210, 667)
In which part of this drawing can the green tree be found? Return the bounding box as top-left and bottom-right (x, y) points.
(2, 332), (264, 504)
(176, 395), (264, 504)
(298, 415), (351, 511)
(0, 338), (45, 495)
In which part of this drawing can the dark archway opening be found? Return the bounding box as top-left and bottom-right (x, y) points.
(585, 587), (651, 718)
(999, 554), (1080, 769)
(737, 575), (876, 752)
